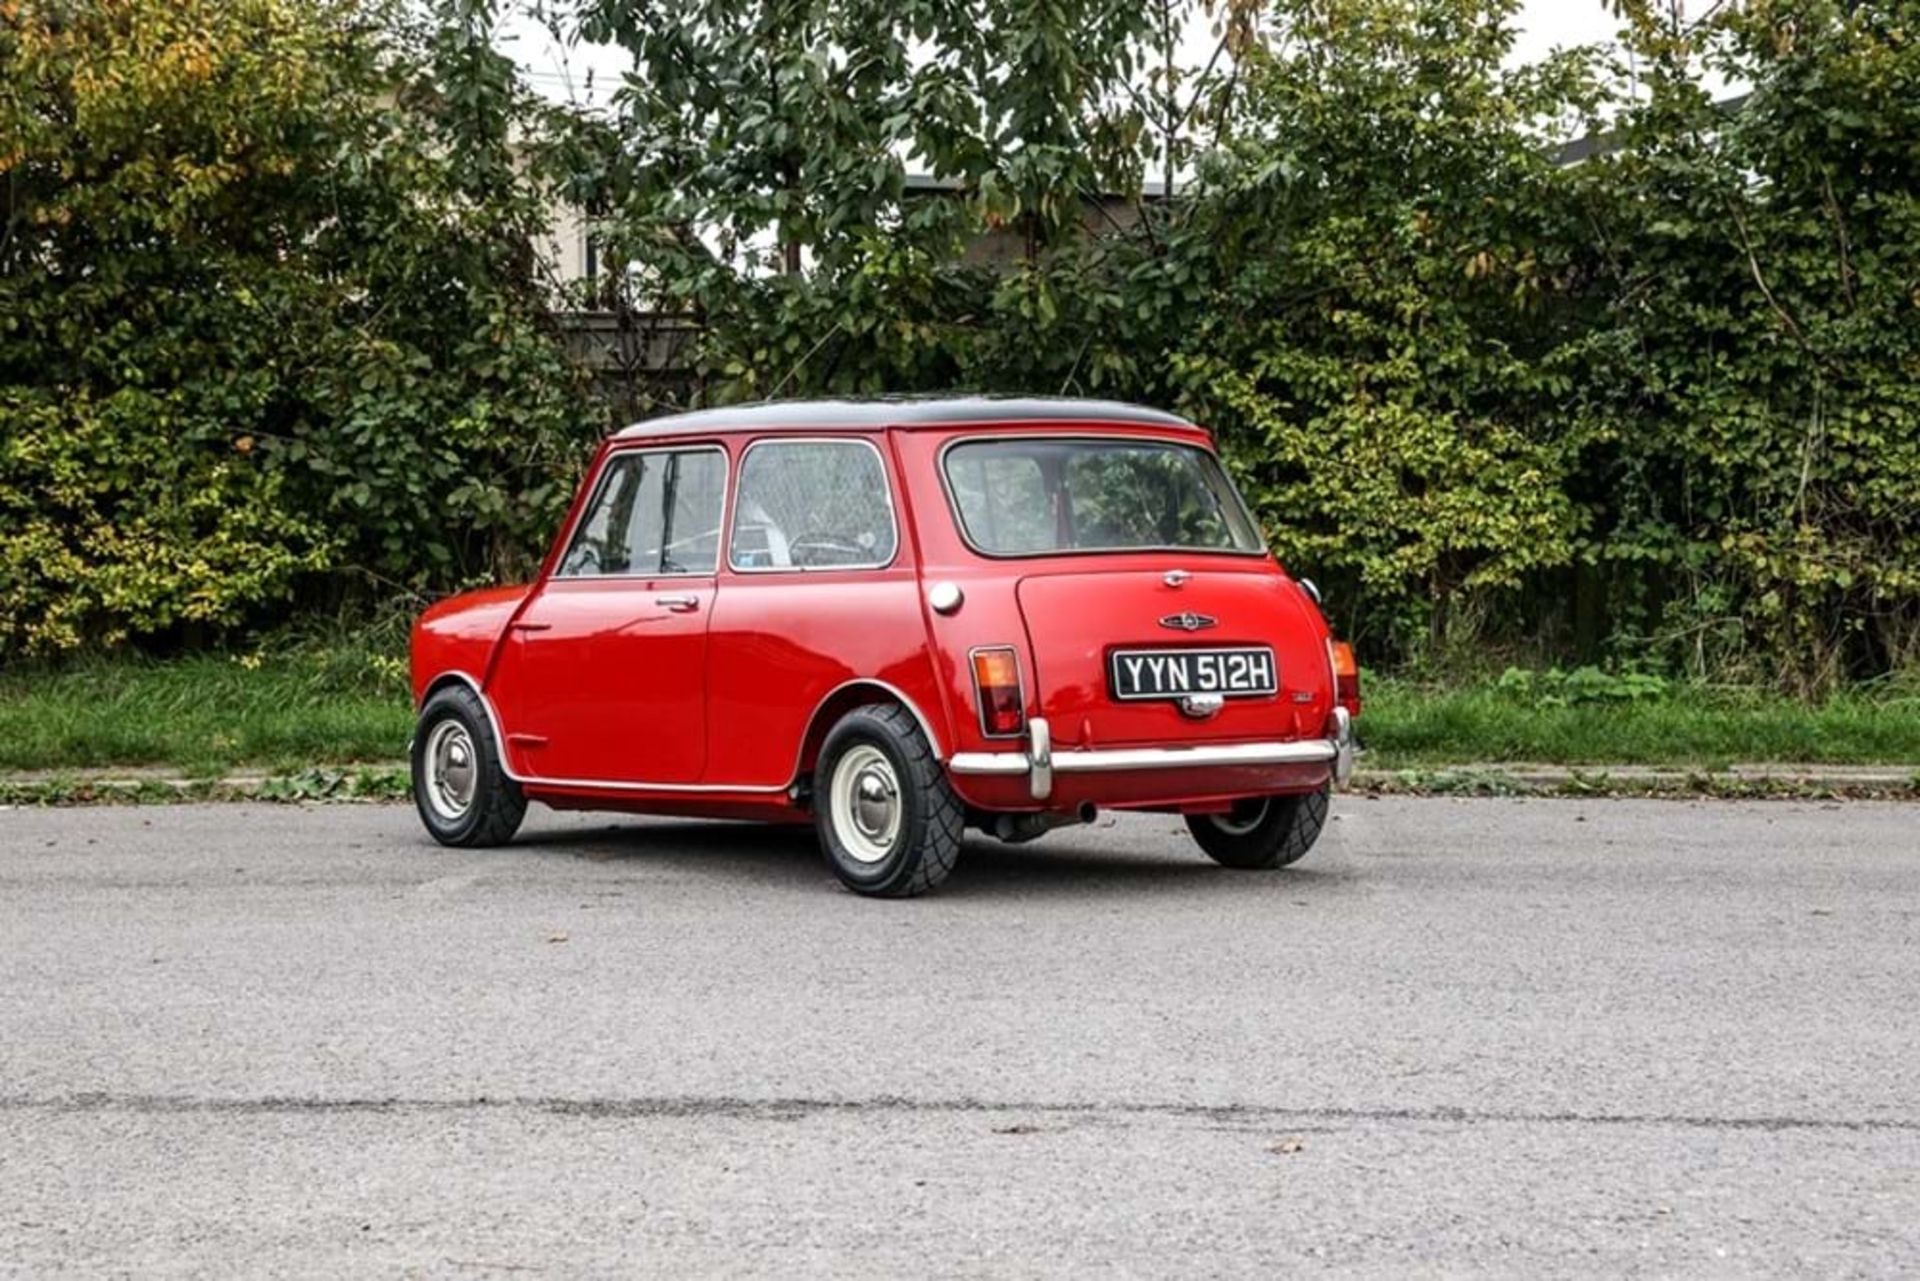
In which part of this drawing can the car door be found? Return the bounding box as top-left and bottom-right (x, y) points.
(492, 444), (729, 785)
(703, 435), (922, 787)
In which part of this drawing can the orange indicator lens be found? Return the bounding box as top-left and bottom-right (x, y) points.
(1330, 640), (1362, 715)
(971, 647), (1026, 737)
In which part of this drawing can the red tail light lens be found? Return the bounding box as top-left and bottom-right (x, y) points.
(971, 647), (1026, 737)
(1330, 640), (1362, 716)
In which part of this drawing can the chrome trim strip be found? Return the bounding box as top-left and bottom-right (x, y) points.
(1055, 740), (1338, 772)
(521, 776), (789, 795)
(726, 436), (901, 574)
(552, 443), (731, 581)
(948, 738), (1338, 777)
(946, 752), (1031, 776)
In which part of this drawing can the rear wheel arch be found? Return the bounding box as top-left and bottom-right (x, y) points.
(812, 702), (963, 897)
(792, 681), (947, 794)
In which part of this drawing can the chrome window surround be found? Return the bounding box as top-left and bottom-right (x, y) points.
(936, 432), (1270, 562)
(726, 436), (901, 574)
(552, 443), (731, 582)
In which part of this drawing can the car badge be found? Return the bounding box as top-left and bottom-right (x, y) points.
(1159, 612), (1218, 632)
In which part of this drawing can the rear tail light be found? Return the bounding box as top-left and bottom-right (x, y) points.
(1330, 640), (1362, 716)
(971, 647), (1027, 738)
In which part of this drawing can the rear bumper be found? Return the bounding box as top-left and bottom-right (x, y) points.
(949, 709), (1355, 801)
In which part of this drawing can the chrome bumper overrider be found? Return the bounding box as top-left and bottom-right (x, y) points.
(950, 710), (1356, 801)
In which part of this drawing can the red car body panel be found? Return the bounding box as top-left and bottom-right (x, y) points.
(409, 584), (529, 706)
(705, 567), (952, 787)
(409, 402), (1353, 823)
(491, 573), (717, 784)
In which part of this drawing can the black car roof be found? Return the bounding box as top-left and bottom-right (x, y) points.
(612, 395), (1198, 439)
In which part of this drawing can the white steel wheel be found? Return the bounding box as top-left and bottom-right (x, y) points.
(828, 743), (902, 865)
(812, 705), (963, 897)
(412, 686), (526, 849)
(422, 719), (478, 822)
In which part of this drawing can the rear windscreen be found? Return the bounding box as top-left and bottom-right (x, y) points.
(943, 438), (1262, 556)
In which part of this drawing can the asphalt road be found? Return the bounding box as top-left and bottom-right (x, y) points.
(4, 797), (1919, 1276)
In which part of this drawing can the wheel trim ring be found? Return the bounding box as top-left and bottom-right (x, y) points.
(830, 744), (901, 865)
(1208, 798), (1271, 837)
(424, 720), (478, 822)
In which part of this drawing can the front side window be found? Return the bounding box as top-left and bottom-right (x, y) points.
(944, 437), (1263, 556)
(559, 447), (727, 577)
(729, 439), (897, 570)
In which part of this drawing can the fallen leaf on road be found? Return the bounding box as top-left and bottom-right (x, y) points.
(547, 932), (570, 944)
(1271, 1138), (1306, 1155)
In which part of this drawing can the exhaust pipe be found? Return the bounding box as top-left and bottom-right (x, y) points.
(992, 803), (1097, 845)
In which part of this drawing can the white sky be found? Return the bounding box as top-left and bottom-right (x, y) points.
(1510, 1), (1627, 63)
(504, 2), (1638, 110)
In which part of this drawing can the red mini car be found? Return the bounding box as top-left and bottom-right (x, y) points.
(410, 397), (1359, 896)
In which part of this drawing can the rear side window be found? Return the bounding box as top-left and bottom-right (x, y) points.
(558, 447), (727, 577)
(729, 439), (897, 570)
(944, 437), (1262, 556)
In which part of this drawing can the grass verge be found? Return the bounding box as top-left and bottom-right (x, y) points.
(0, 652), (1914, 777)
(1360, 676), (1920, 770)
(0, 767), (412, 807)
(0, 649), (412, 775)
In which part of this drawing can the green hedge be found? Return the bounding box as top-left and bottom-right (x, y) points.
(3, 0), (1915, 693)
(0, 0), (595, 653)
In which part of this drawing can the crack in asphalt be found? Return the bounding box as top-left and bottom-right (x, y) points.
(2, 1092), (1913, 1135)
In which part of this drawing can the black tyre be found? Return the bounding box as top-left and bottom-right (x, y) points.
(1185, 785), (1330, 870)
(412, 685), (527, 848)
(813, 704), (963, 897)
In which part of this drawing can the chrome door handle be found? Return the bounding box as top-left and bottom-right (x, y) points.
(656, 595), (700, 613)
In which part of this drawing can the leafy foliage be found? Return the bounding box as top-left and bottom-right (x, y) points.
(1572, 0), (1920, 692)
(570, 0), (1915, 688)
(1162, 0), (1608, 652)
(0, 0), (597, 654)
(1495, 665), (1670, 707)
(2, 0), (1915, 691)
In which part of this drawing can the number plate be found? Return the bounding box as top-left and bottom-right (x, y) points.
(1108, 647), (1278, 701)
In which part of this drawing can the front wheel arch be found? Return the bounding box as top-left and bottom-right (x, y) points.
(419, 670), (487, 712)
(414, 672), (528, 790)
(412, 683), (527, 847)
